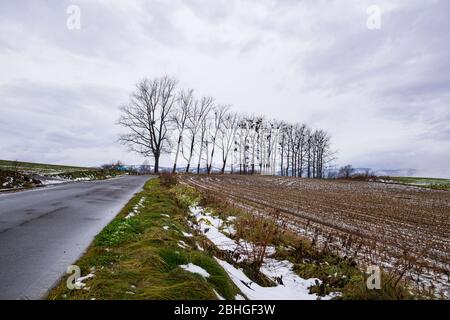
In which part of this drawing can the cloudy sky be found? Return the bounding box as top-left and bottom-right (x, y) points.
(0, 0), (449, 177)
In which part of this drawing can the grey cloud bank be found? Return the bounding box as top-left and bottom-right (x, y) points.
(0, 0), (449, 177)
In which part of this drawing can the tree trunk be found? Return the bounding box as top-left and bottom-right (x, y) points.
(154, 155), (160, 174)
(185, 138), (195, 173)
(172, 134), (182, 173)
(221, 162), (226, 174)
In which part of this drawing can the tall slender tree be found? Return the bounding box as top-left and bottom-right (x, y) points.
(172, 89), (193, 173)
(182, 96), (213, 173)
(118, 76), (177, 173)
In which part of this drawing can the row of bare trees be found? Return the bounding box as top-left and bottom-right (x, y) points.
(118, 76), (334, 176)
(233, 117), (334, 177)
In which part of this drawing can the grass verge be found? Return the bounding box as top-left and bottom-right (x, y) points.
(47, 178), (241, 300)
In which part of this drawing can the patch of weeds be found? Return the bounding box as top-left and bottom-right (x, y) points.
(159, 172), (178, 188)
(189, 252), (242, 300)
(340, 271), (413, 300)
(429, 183), (450, 191)
(275, 236), (413, 299)
(85, 250), (121, 267)
(158, 247), (189, 270)
(95, 217), (145, 247)
(171, 184), (202, 208)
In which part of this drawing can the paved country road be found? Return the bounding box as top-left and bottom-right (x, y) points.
(0, 175), (151, 300)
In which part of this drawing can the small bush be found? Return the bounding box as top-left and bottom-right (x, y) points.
(159, 172), (178, 188)
(235, 208), (286, 275)
(172, 184), (202, 208)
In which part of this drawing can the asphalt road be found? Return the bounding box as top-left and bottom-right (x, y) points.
(0, 175), (151, 300)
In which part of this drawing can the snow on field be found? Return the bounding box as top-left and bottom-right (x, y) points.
(2, 177), (14, 187)
(180, 263), (210, 278)
(72, 177), (92, 181)
(43, 176), (92, 183)
(39, 179), (69, 185)
(38, 175), (96, 185)
(190, 205), (331, 300)
(215, 257), (325, 300)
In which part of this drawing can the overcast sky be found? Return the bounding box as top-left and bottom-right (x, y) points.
(0, 0), (449, 177)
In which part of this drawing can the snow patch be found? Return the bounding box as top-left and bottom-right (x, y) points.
(125, 197), (146, 219)
(213, 289), (225, 300)
(190, 206), (237, 251)
(39, 179), (69, 185)
(190, 205), (333, 300)
(215, 257), (325, 300)
(180, 263), (210, 278)
(178, 240), (190, 249)
(74, 272), (95, 290)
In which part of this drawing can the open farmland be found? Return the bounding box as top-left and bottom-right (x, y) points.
(0, 159), (90, 175)
(181, 175), (450, 298)
(385, 176), (450, 191)
(0, 160), (123, 190)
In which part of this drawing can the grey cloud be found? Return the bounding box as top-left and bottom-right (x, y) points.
(0, 81), (139, 165)
(0, 1), (449, 177)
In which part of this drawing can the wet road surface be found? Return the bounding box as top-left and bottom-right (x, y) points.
(0, 175), (151, 299)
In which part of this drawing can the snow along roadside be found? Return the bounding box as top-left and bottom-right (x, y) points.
(188, 205), (338, 300)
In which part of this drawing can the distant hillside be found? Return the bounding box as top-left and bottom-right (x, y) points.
(0, 159), (91, 174)
(374, 168), (417, 177)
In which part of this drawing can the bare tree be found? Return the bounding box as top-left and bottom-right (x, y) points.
(172, 89), (193, 173)
(305, 127), (313, 178)
(118, 76), (335, 177)
(339, 164), (355, 179)
(218, 112), (239, 173)
(312, 129), (331, 178)
(297, 124), (307, 177)
(269, 120), (282, 176)
(250, 117), (263, 174)
(196, 105), (210, 174)
(118, 76), (177, 173)
(206, 105), (229, 174)
(140, 159), (152, 173)
(278, 122), (287, 176)
(182, 96), (213, 173)
(235, 116), (254, 174)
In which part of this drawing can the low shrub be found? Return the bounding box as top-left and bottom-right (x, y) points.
(235, 208), (286, 275)
(159, 172), (178, 188)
